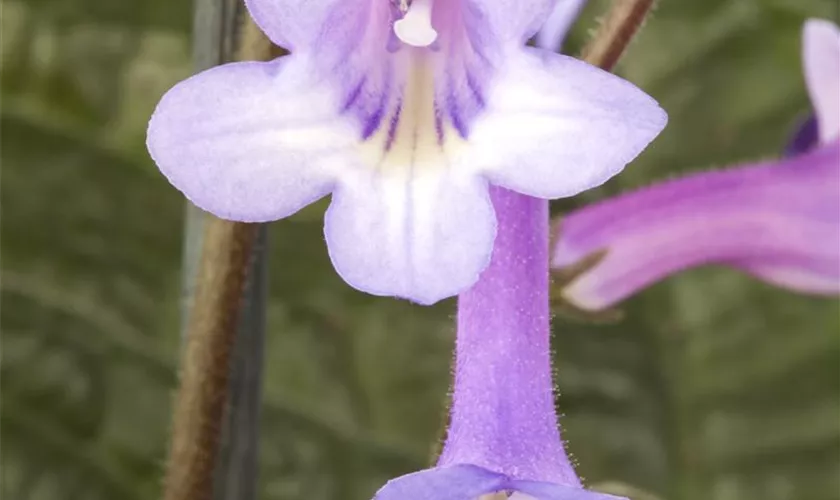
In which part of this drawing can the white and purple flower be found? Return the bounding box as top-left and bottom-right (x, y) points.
(552, 19), (840, 311)
(147, 0), (666, 304)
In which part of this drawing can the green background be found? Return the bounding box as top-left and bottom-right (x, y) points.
(2, 0), (839, 499)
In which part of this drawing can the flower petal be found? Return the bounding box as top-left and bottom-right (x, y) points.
(324, 169), (495, 305)
(803, 19), (840, 143)
(373, 464), (505, 500)
(552, 141), (840, 311)
(468, 0), (556, 43)
(244, 0), (368, 52)
(147, 57), (356, 222)
(535, 0), (590, 51)
(513, 480), (628, 500)
(469, 47), (667, 199)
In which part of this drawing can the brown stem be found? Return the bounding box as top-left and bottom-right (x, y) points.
(164, 220), (259, 500)
(162, 14), (279, 500)
(581, 0), (656, 71)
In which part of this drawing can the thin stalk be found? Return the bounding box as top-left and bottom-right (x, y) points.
(213, 226), (269, 500)
(581, 0), (656, 71)
(164, 221), (260, 500)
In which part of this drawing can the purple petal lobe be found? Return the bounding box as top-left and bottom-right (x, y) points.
(803, 19), (840, 143)
(244, 0), (376, 52)
(472, 48), (667, 199)
(373, 464), (505, 500)
(552, 141), (840, 311)
(513, 480), (628, 500)
(147, 58), (354, 222)
(468, 0), (557, 43)
(440, 188), (581, 486)
(535, 0), (590, 51)
(324, 170), (495, 305)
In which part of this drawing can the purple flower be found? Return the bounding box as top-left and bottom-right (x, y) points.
(551, 18), (840, 311)
(146, 0), (666, 305)
(373, 190), (623, 500)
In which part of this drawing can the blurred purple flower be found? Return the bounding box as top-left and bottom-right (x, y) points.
(374, 190), (625, 500)
(552, 18), (840, 311)
(146, 0), (665, 305)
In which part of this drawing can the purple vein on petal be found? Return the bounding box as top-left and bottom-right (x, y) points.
(385, 101), (403, 151)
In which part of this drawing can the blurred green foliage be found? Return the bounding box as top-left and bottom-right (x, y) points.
(1, 0), (839, 499)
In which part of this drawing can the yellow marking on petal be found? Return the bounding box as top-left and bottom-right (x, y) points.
(358, 51), (467, 175)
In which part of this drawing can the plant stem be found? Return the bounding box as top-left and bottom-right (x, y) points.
(581, 0), (656, 71)
(165, 220), (259, 500)
(212, 226), (269, 500)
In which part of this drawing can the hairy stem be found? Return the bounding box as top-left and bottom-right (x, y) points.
(164, 221), (259, 500)
(581, 0), (656, 71)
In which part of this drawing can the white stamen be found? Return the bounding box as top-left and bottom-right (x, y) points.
(394, 0), (437, 47)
